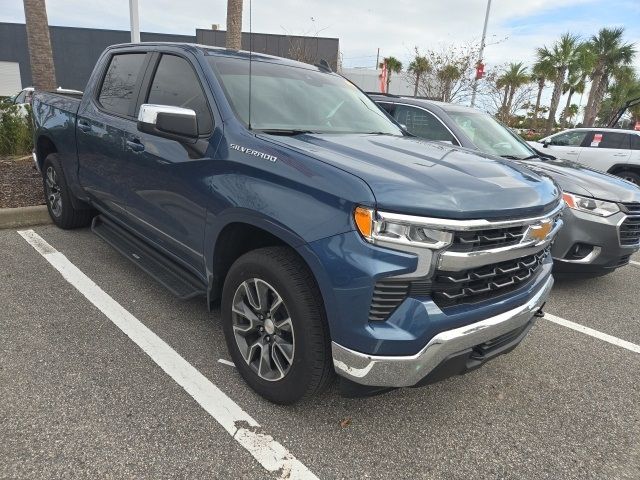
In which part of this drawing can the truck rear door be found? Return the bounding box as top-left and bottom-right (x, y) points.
(76, 51), (150, 222)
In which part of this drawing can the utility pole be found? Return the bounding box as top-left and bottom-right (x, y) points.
(375, 48), (380, 69)
(129, 0), (140, 43)
(470, 0), (491, 107)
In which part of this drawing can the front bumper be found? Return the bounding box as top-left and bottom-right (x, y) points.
(552, 209), (639, 272)
(332, 274), (553, 388)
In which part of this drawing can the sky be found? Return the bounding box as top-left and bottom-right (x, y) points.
(2, 0), (639, 70)
(2, 0), (639, 113)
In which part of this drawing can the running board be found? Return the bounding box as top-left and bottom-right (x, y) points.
(91, 215), (206, 300)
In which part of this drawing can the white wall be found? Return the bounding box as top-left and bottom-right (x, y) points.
(0, 61), (21, 96)
(340, 67), (414, 96)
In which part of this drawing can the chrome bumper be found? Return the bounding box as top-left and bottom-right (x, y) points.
(332, 274), (554, 388)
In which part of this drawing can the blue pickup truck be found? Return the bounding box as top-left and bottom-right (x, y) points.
(32, 43), (562, 404)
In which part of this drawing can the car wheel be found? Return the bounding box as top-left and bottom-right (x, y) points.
(221, 246), (333, 404)
(615, 170), (640, 186)
(42, 154), (93, 229)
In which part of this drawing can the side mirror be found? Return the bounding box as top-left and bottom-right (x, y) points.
(137, 104), (198, 140)
(542, 139), (550, 148)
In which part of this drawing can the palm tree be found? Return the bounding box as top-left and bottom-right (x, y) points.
(226, 0), (243, 50)
(496, 62), (529, 123)
(560, 43), (591, 126)
(384, 57), (403, 93)
(438, 64), (461, 102)
(408, 55), (430, 97)
(23, 0), (56, 90)
(583, 27), (636, 127)
(530, 58), (555, 129)
(536, 33), (581, 134)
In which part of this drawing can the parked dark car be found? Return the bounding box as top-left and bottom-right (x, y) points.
(371, 94), (640, 276)
(31, 43), (562, 404)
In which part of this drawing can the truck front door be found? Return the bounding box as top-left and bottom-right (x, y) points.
(120, 52), (218, 272)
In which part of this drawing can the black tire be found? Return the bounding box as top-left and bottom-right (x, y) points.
(42, 154), (93, 229)
(614, 170), (640, 186)
(221, 246), (334, 404)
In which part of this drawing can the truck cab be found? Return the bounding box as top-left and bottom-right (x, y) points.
(32, 43), (562, 404)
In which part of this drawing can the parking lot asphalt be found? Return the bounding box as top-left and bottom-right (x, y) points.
(2, 225), (639, 479)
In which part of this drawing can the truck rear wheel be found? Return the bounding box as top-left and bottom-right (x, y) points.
(221, 246), (333, 404)
(42, 154), (93, 229)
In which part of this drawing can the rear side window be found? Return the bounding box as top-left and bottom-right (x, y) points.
(631, 135), (640, 151)
(393, 105), (455, 142)
(585, 131), (630, 149)
(98, 53), (147, 117)
(147, 54), (212, 134)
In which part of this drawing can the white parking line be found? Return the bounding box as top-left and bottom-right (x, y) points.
(18, 229), (318, 480)
(545, 313), (640, 354)
(630, 260), (640, 267)
(218, 358), (236, 367)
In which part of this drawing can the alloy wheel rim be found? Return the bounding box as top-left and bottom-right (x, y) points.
(45, 166), (62, 217)
(624, 175), (639, 185)
(231, 278), (295, 381)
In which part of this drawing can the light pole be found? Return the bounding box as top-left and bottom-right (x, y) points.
(129, 0), (140, 43)
(470, 0), (492, 107)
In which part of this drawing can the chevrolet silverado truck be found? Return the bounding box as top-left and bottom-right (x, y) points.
(32, 43), (562, 404)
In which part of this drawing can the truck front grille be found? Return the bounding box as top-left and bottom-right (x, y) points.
(368, 249), (549, 321)
(449, 226), (526, 252)
(620, 203), (640, 246)
(432, 248), (549, 308)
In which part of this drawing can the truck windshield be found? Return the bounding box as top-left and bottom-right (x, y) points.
(207, 56), (402, 135)
(446, 110), (536, 159)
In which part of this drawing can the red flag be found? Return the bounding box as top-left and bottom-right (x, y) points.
(379, 61), (388, 93)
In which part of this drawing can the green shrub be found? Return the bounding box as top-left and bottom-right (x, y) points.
(0, 102), (33, 155)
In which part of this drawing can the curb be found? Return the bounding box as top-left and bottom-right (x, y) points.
(0, 205), (51, 230)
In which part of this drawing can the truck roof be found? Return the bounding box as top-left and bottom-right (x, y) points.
(106, 42), (328, 72)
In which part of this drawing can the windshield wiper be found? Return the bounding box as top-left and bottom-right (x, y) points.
(256, 129), (316, 136)
(500, 155), (521, 160)
(520, 154), (539, 160)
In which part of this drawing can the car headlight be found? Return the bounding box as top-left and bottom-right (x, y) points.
(354, 206), (452, 249)
(562, 192), (619, 217)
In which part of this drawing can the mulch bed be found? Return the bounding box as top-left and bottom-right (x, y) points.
(0, 155), (45, 208)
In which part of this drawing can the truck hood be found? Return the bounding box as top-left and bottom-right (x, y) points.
(521, 158), (640, 203)
(265, 134), (560, 219)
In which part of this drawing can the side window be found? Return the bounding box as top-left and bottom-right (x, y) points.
(377, 102), (396, 116)
(98, 53), (147, 117)
(585, 131), (630, 150)
(147, 54), (212, 134)
(393, 105), (455, 142)
(630, 135), (640, 151)
(549, 130), (587, 146)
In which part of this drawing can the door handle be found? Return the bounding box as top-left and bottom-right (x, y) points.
(566, 151), (578, 154)
(77, 121), (91, 133)
(614, 153), (628, 157)
(126, 138), (145, 153)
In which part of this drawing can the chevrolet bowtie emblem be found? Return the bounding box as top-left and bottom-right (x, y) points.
(525, 220), (553, 242)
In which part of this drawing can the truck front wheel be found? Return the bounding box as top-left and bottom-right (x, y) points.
(221, 246), (333, 404)
(42, 154), (93, 229)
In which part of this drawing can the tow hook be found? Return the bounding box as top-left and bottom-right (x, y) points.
(534, 302), (546, 318)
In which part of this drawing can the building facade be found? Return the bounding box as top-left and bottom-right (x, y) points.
(0, 22), (339, 95)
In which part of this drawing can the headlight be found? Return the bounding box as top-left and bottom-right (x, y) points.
(562, 192), (619, 217)
(354, 206), (452, 249)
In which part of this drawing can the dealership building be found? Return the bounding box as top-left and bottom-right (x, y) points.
(0, 22), (340, 95)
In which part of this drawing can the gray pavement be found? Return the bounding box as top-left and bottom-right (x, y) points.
(1, 225), (639, 479)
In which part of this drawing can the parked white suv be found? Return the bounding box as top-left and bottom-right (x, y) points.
(530, 128), (640, 185)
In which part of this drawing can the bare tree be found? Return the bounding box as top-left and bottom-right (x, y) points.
(226, 0), (243, 50)
(414, 42), (480, 103)
(23, 0), (56, 90)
